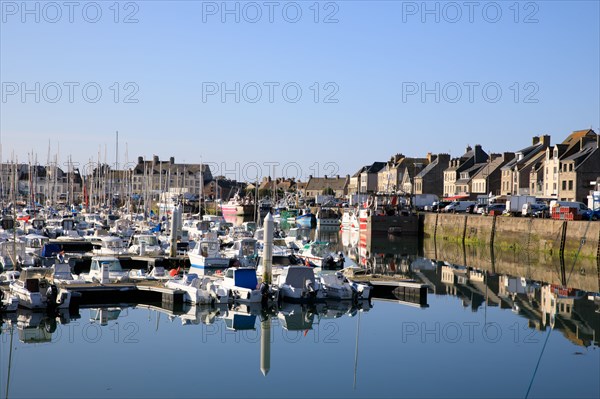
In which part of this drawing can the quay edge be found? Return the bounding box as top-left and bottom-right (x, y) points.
(421, 213), (600, 260)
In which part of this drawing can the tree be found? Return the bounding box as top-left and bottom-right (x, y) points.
(322, 187), (335, 196)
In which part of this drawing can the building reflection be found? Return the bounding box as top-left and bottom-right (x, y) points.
(341, 234), (599, 348)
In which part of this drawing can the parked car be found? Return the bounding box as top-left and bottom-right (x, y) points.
(582, 208), (600, 221)
(443, 201), (477, 213)
(428, 201), (451, 212)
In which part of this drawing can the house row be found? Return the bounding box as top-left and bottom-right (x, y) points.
(345, 128), (599, 205)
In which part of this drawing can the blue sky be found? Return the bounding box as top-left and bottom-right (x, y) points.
(1, 0), (599, 181)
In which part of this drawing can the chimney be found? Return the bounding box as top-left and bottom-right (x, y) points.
(532, 136), (540, 145)
(137, 156), (143, 164)
(466, 145), (472, 153)
(153, 155), (159, 165)
(426, 152), (432, 162)
(541, 135), (550, 147)
(170, 156), (175, 164)
(503, 152), (515, 162)
(336, 175), (340, 179)
(309, 175), (313, 179)
(324, 175), (328, 179)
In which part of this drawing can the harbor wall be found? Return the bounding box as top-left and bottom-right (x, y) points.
(422, 213), (600, 260)
(422, 238), (599, 293)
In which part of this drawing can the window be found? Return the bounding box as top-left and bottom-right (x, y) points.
(568, 180), (573, 190)
(569, 163), (573, 172)
(562, 181), (566, 190)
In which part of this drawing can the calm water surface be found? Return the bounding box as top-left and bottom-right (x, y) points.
(1, 233), (599, 399)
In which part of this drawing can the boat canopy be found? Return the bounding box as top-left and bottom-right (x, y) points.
(19, 267), (53, 281)
(41, 243), (62, 257)
(281, 266), (316, 288)
(233, 268), (258, 290)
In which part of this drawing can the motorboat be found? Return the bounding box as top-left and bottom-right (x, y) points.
(82, 256), (129, 283)
(51, 262), (86, 285)
(188, 233), (230, 270)
(318, 272), (354, 300)
(276, 266), (326, 303)
(165, 273), (229, 305)
(297, 242), (345, 269)
(9, 267), (71, 309)
(1, 289), (18, 312)
(221, 238), (259, 268)
(128, 234), (163, 256)
(92, 236), (128, 256)
(128, 265), (172, 281)
(218, 267), (278, 304)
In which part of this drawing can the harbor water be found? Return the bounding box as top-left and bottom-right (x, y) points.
(1, 230), (598, 399)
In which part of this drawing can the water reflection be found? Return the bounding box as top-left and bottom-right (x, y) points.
(1, 231), (599, 399)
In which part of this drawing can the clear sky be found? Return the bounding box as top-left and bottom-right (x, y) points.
(1, 0), (599, 181)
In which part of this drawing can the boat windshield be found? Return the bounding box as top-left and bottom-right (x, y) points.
(241, 240), (256, 256)
(92, 259), (123, 272)
(138, 236), (158, 246)
(200, 242), (219, 257)
(106, 240), (124, 249)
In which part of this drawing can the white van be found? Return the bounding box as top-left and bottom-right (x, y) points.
(443, 201), (477, 213)
(550, 201), (589, 216)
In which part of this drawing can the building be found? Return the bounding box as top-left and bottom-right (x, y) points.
(557, 132), (599, 202)
(400, 163), (428, 194)
(131, 156), (212, 197)
(443, 145), (489, 198)
(542, 129), (597, 199)
(377, 154), (430, 194)
(305, 175), (349, 198)
(204, 177), (246, 201)
(471, 153), (515, 196)
(360, 162), (386, 194)
(500, 135), (550, 195)
(414, 153), (451, 197)
(0, 162), (82, 205)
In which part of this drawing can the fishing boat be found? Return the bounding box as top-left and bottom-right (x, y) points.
(9, 267), (71, 309)
(188, 233), (231, 270)
(342, 209), (359, 230)
(218, 267), (278, 304)
(316, 208), (341, 228)
(295, 209), (316, 228)
(221, 193), (255, 216)
(276, 266), (326, 303)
